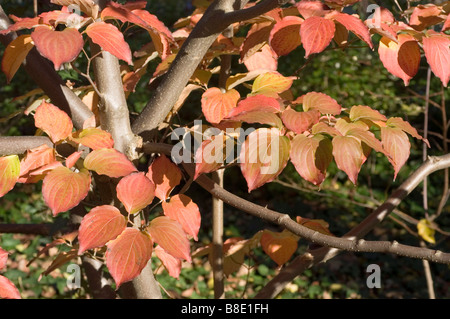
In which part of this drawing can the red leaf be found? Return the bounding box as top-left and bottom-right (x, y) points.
(147, 154), (182, 201)
(155, 245), (182, 279)
(381, 127), (411, 179)
(239, 128), (290, 192)
(106, 228), (153, 288)
(42, 166), (91, 216)
(65, 151), (82, 169)
(0, 16), (39, 35)
(296, 1), (330, 19)
(86, 21), (133, 65)
(162, 194), (201, 241)
(226, 95), (281, 119)
(19, 144), (55, 179)
(83, 148), (137, 178)
(332, 135), (364, 184)
(378, 35), (421, 86)
(260, 230), (298, 266)
(281, 107), (320, 134)
(422, 33), (450, 87)
(302, 92), (342, 115)
(201, 87), (240, 124)
(327, 12), (373, 49)
(1, 34), (34, 83)
(244, 44), (278, 72)
(0, 275), (21, 299)
(290, 134), (332, 185)
(194, 134), (232, 179)
(78, 205), (127, 254)
(269, 16), (303, 56)
(228, 111), (283, 128)
(0, 248), (8, 271)
(148, 216), (191, 262)
(31, 26), (83, 70)
(34, 101), (73, 143)
(70, 128), (114, 150)
(116, 172), (155, 214)
(0, 155), (21, 197)
(300, 16), (335, 58)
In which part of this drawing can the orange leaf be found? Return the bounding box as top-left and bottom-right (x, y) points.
(0, 16), (39, 35)
(42, 166), (91, 216)
(269, 16), (303, 56)
(201, 87), (240, 124)
(281, 107), (320, 134)
(19, 144), (56, 181)
(194, 134), (231, 179)
(409, 4), (445, 31)
(240, 22), (273, 62)
(0, 248), (7, 271)
(78, 205), (127, 254)
(83, 148), (137, 178)
(302, 91), (342, 115)
(332, 135), (364, 184)
(1, 34), (34, 83)
(260, 230), (298, 266)
(422, 33), (450, 87)
(349, 105), (387, 122)
(381, 127), (410, 180)
(244, 44), (278, 72)
(239, 128), (290, 192)
(162, 194), (201, 241)
(116, 172), (155, 214)
(300, 16), (335, 58)
(0, 275), (21, 299)
(34, 101), (73, 143)
(226, 95), (281, 119)
(290, 134), (332, 185)
(147, 154), (182, 201)
(0, 155), (21, 197)
(70, 128), (114, 150)
(65, 151), (82, 169)
(154, 245), (182, 279)
(105, 228), (153, 288)
(31, 26), (84, 70)
(378, 35), (421, 86)
(86, 22), (133, 65)
(228, 111), (283, 128)
(148, 216), (191, 262)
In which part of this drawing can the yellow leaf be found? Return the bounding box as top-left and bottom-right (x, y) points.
(1, 34), (34, 83)
(417, 219), (436, 244)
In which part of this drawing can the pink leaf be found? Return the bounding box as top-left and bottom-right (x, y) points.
(300, 16), (335, 58)
(34, 101), (73, 143)
(226, 95), (281, 119)
(239, 128), (290, 192)
(106, 228), (153, 288)
(86, 21), (133, 65)
(296, 1), (330, 19)
(0, 275), (21, 299)
(83, 148), (137, 178)
(42, 166), (91, 216)
(31, 26), (83, 70)
(332, 135), (364, 184)
(194, 134), (231, 179)
(422, 33), (450, 87)
(381, 127), (411, 180)
(0, 248), (8, 271)
(65, 151), (82, 169)
(116, 172), (155, 214)
(162, 194), (201, 241)
(244, 44), (278, 72)
(78, 205), (127, 254)
(148, 216), (191, 262)
(281, 107), (320, 134)
(154, 246), (182, 279)
(302, 92), (342, 115)
(327, 11), (373, 49)
(201, 87), (240, 124)
(290, 134), (332, 185)
(147, 154), (182, 201)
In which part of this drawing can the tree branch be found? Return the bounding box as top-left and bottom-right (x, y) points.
(131, 0), (286, 139)
(0, 5), (94, 130)
(0, 136), (53, 155)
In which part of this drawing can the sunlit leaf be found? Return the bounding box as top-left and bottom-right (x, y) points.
(70, 128), (114, 150)
(106, 228), (153, 288)
(226, 95), (280, 119)
(84, 148), (137, 178)
(154, 245), (182, 279)
(0, 155), (21, 198)
(0, 248), (8, 271)
(31, 26), (84, 70)
(332, 135), (364, 184)
(34, 101), (73, 143)
(201, 87), (240, 124)
(252, 71), (295, 96)
(162, 194), (201, 241)
(349, 105), (387, 122)
(0, 275), (21, 299)
(194, 134), (232, 179)
(116, 172), (155, 214)
(42, 166), (91, 216)
(422, 33), (450, 87)
(417, 219), (436, 244)
(147, 154), (182, 201)
(381, 126), (410, 180)
(78, 205), (127, 254)
(269, 16), (303, 56)
(302, 91), (341, 115)
(260, 230), (298, 266)
(300, 16), (335, 58)
(281, 107), (320, 134)
(148, 216), (191, 262)
(1, 34), (34, 83)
